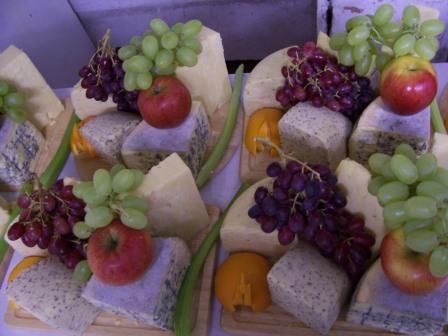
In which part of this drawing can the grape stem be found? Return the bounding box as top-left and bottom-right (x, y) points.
(430, 99), (447, 134)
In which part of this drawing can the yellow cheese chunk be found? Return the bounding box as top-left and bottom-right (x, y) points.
(70, 80), (116, 120)
(316, 31), (337, 57)
(431, 132), (448, 169)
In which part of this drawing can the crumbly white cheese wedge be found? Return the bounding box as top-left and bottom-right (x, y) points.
(135, 153), (209, 241)
(349, 97), (430, 165)
(336, 158), (385, 256)
(83, 237), (190, 331)
(6, 257), (100, 336)
(0, 117), (45, 188)
(221, 177), (295, 258)
(0, 45), (64, 130)
(268, 243), (351, 335)
(279, 104), (352, 170)
(121, 101), (210, 176)
(70, 80), (116, 120)
(347, 260), (448, 336)
(175, 26), (231, 116)
(431, 132), (448, 169)
(79, 111), (141, 165)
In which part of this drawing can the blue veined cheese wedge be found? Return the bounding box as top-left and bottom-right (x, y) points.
(79, 111), (141, 165)
(121, 101), (210, 177)
(0, 117), (44, 188)
(82, 237), (190, 331)
(347, 260), (448, 336)
(267, 243), (351, 335)
(279, 104), (352, 170)
(349, 97), (430, 165)
(6, 257), (101, 336)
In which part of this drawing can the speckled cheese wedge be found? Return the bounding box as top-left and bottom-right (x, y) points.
(0, 117), (44, 188)
(347, 260), (448, 336)
(268, 243), (351, 335)
(279, 104), (352, 170)
(349, 97), (430, 165)
(121, 101), (210, 176)
(6, 257), (100, 336)
(83, 237), (190, 331)
(79, 111), (141, 165)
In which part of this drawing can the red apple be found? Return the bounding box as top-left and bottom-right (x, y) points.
(87, 219), (153, 286)
(380, 229), (448, 295)
(137, 76), (192, 128)
(380, 55), (437, 116)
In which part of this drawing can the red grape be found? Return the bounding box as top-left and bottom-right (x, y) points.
(43, 194), (56, 212)
(53, 216), (71, 235)
(248, 205), (262, 219)
(7, 222), (26, 241)
(288, 212), (305, 233)
(64, 250), (83, 269)
(261, 216), (277, 233)
(254, 187), (269, 204)
(333, 243), (349, 266)
(352, 232), (376, 248)
(261, 196), (277, 217)
(17, 195), (30, 209)
(278, 226), (295, 245)
(266, 162), (282, 177)
(26, 222), (43, 242)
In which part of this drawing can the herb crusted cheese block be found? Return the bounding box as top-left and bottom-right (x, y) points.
(121, 101), (210, 176)
(279, 104), (352, 170)
(349, 97), (430, 165)
(6, 257), (100, 336)
(82, 237), (190, 331)
(267, 243), (351, 335)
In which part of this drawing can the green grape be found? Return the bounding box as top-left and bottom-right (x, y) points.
(404, 196), (437, 220)
(124, 71), (137, 91)
(85, 206), (114, 229)
(393, 34), (416, 56)
(176, 47), (198, 67)
(150, 18), (170, 36)
(379, 22), (402, 40)
(122, 59), (131, 72)
(352, 40), (370, 62)
(82, 186), (108, 206)
(112, 169), (135, 193)
(377, 181), (409, 206)
(93, 168), (112, 196)
(152, 64), (176, 76)
(390, 154), (418, 185)
(383, 201), (407, 229)
(120, 195), (149, 213)
(354, 54), (372, 76)
(73, 181), (93, 199)
(381, 161), (396, 180)
(4, 92), (25, 107)
(376, 51), (393, 71)
(181, 38), (202, 54)
(130, 169), (144, 190)
(155, 49), (175, 69)
(130, 35), (143, 48)
(172, 22), (184, 34)
(127, 55), (152, 73)
(120, 208), (148, 229)
(373, 4), (394, 27)
(415, 37), (436, 60)
(74, 260), (92, 283)
(420, 19), (445, 37)
(347, 26), (370, 46)
(0, 80), (9, 95)
(432, 167), (448, 188)
(402, 5), (420, 27)
(429, 247), (448, 277)
(73, 221), (93, 239)
(5, 107), (26, 123)
(368, 176), (388, 196)
(181, 19), (203, 38)
(403, 218), (432, 234)
(428, 37), (440, 51)
(405, 229), (439, 253)
(346, 15), (370, 31)
(434, 217), (448, 237)
(368, 153), (390, 174)
(118, 45), (137, 60)
(338, 44), (354, 66)
(329, 32), (347, 51)
(142, 35), (159, 60)
(110, 164), (126, 177)
(394, 144), (416, 162)
(161, 31), (179, 50)
(416, 153), (437, 180)
(136, 72), (153, 90)
(416, 180), (448, 203)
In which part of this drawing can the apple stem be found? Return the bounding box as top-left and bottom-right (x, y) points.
(430, 99), (447, 134)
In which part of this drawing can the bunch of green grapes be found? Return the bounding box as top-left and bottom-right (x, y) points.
(118, 18), (203, 91)
(0, 79), (26, 123)
(329, 4), (445, 75)
(367, 144), (448, 278)
(72, 165), (149, 240)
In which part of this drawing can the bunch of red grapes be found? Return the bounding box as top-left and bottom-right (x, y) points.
(276, 42), (374, 122)
(7, 179), (87, 270)
(248, 161), (375, 280)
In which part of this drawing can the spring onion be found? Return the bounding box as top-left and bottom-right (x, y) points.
(430, 99), (447, 134)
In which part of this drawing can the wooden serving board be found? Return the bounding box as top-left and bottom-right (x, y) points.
(5, 205), (220, 336)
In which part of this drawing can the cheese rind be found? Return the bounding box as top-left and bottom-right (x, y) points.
(135, 153), (209, 241)
(70, 80), (116, 120)
(83, 237), (190, 331)
(121, 101), (210, 176)
(268, 243), (351, 335)
(175, 26), (231, 116)
(0, 45), (64, 130)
